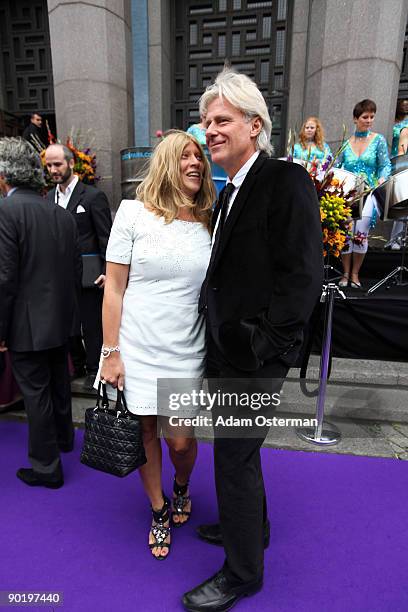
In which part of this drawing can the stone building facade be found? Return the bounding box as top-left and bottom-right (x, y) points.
(0, 0), (407, 208)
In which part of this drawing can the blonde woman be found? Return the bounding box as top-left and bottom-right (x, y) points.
(99, 131), (215, 560)
(293, 116), (332, 164)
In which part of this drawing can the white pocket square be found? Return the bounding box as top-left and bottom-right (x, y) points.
(76, 205), (86, 213)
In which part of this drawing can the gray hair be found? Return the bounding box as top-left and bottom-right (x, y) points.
(199, 67), (273, 155)
(46, 143), (74, 163)
(0, 137), (45, 190)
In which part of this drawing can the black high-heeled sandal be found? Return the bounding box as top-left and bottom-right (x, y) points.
(171, 477), (191, 528)
(149, 496), (171, 560)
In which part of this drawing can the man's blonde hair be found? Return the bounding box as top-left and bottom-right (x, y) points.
(199, 67), (273, 155)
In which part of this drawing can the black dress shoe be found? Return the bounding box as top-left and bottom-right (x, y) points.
(16, 468), (64, 489)
(196, 520), (270, 549)
(182, 570), (262, 611)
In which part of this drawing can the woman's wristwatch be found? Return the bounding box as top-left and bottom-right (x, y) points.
(101, 345), (120, 359)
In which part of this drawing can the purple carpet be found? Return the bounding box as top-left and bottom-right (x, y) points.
(1, 420), (407, 612)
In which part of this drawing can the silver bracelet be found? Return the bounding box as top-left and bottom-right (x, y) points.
(101, 345), (120, 359)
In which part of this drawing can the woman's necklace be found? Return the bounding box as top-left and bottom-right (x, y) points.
(354, 130), (371, 139)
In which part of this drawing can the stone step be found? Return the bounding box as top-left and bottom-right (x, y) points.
(3, 357), (407, 462)
(67, 356), (408, 426)
(290, 355), (408, 386)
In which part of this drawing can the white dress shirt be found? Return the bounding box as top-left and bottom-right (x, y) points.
(55, 175), (79, 209)
(212, 150), (260, 245)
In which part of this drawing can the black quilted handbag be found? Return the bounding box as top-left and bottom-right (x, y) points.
(80, 383), (146, 477)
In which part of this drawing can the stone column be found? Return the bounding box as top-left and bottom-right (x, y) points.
(288, 0), (408, 150)
(148, 0), (172, 142)
(287, 0), (311, 141)
(47, 0), (134, 210)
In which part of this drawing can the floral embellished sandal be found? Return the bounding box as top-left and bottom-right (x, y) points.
(171, 477), (191, 528)
(149, 496), (171, 560)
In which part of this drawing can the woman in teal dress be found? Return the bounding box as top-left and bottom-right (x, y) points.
(186, 117), (207, 146)
(336, 99), (391, 288)
(293, 116), (332, 164)
(388, 99), (408, 249)
(391, 99), (408, 157)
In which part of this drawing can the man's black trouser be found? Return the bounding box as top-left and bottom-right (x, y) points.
(69, 287), (103, 375)
(207, 334), (288, 586)
(11, 344), (73, 477)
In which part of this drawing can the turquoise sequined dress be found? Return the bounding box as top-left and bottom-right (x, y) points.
(391, 118), (408, 157)
(337, 134), (391, 252)
(293, 142), (332, 163)
(336, 133), (391, 188)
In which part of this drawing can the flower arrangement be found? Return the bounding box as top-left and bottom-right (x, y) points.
(306, 155), (355, 258)
(65, 134), (98, 184)
(287, 130), (362, 258)
(32, 123), (99, 186)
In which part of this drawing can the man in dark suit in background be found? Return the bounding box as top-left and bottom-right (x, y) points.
(0, 137), (81, 488)
(22, 112), (45, 148)
(182, 69), (323, 611)
(45, 144), (112, 389)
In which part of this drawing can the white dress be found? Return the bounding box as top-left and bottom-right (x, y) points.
(100, 199), (211, 415)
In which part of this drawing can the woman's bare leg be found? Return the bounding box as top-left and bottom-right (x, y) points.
(341, 252), (352, 284)
(163, 419), (197, 524)
(350, 252), (365, 285)
(138, 416), (169, 558)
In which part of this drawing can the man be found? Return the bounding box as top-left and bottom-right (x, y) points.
(182, 69), (323, 610)
(0, 137), (82, 488)
(45, 144), (112, 389)
(22, 112), (45, 148)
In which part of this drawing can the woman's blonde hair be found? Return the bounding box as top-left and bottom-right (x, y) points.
(299, 116), (325, 150)
(136, 130), (215, 228)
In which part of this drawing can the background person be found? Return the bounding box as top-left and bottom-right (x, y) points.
(293, 116), (332, 164)
(99, 131), (215, 560)
(0, 137), (81, 488)
(22, 112), (45, 148)
(336, 99), (391, 288)
(46, 144), (112, 389)
(386, 99), (408, 250)
(391, 98), (408, 157)
(186, 115), (207, 146)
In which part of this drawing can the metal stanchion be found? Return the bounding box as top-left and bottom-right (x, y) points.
(297, 281), (345, 445)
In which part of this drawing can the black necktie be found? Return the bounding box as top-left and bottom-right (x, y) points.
(211, 182), (235, 258)
(199, 182), (235, 313)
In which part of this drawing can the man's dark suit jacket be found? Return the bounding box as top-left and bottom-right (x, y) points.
(22, 123), (45, 148)
(47, 181), (112, 260)
(0, 188), (82, 351)
(202, 154), (324, 372)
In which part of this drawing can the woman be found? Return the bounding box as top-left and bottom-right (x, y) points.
(387, 100), (408, 249)
(186, 115), (206, 146)
(99, 131), (215, 559)
(391, 98), (408, 157)
(293, 116), (332, 164)
(336, 99), (391, 288)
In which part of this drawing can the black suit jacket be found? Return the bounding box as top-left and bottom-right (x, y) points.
(22, 123), (45, 148)
(47, 181), (112, 260)
(202, 154), (324, 372)
(0, 188), (82, 351)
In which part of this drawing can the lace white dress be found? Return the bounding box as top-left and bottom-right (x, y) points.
(99, 199), (211, 415)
